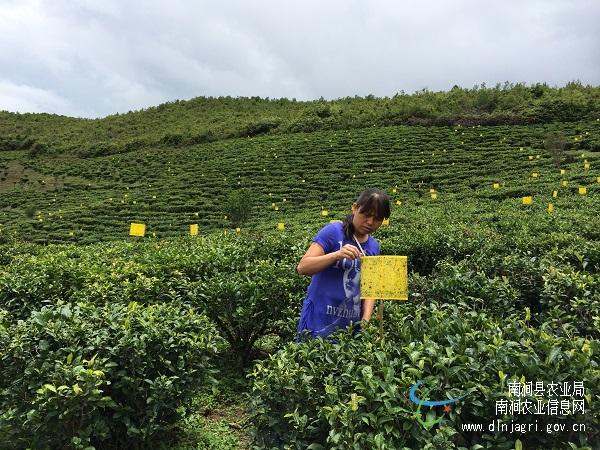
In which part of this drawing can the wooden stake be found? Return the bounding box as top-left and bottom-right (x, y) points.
(378, 300), (384, 339)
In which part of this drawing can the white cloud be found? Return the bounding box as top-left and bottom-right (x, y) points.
(0, 0), (598, 117)
(0, 79), (78, 115)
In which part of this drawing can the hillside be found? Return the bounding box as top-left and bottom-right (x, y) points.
(1, 82), (599, 158)
(0, 115), (599, 244)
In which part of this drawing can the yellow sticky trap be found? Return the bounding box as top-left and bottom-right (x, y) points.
(597, 177), (600, 184)
(236, 227), (241, 233)
(493, 183), (500, 189)
(395, 200), (401, 206)
(330, 219), (342, 223)
(522, 196), (533, 205)
(584, 163), (590, 170)
(392, 188), (397, 193)
(190, 224), (199, 236)
(321, 210), (329, 216)
(431, 193), (438, 200)
(129, 223), (146, 237)
(560, 169), (566, 175)
(579, 187), (587, 195)
(548, 203), (554, 214)
(552, 190), (558, 198)
(531, 172), (539, 178)
(361, 256), (408, 300)
(430, 188), (436, 193)
(277, 222), (285, 230)
(350, 393), (359, 411)
(536, 155), (541, 159)
(562, 180), (569, 187)
(528, 155), (534, 160)
(274, 206), (279, 211)
(382, 218), (390, 226)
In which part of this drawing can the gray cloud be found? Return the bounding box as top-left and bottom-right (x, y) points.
(0, 0), (598, 118)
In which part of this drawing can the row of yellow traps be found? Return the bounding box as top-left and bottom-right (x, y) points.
(128, 222), (307, 236)
(522, 185), (592, 207)
(129, 217), (393, 237)
(129, 223), (201, 237)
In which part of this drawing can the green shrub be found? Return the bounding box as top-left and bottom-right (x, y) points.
(193, 259), (304, 366)
(482, 253), (548, 316)
(224, 189), (252, 228)
(416, 259), (520, 315)
(540, 266), (600, 339)
(24, 205), (36, 219)
(242, 117), (281, 137)
(544, 132), (568, 167)
(0, 301), (221, 449)
(28, 141), (48, 157)
(381, 221), (493, 276)
(161, 132), (185, 146)
(0, 235), (305, 320)
(248, 304), (599, 449)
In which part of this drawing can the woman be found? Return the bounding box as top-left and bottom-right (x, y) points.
(296, 188), (391, 339)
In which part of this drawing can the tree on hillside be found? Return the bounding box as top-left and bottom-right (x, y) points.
(544, 132), (568, 167)
(224, 189), (252, 228)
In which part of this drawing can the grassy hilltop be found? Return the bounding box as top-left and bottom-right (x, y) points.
(1, 81), (599, 157)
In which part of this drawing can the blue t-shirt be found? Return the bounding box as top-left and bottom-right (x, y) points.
(297, 222), (381, 339)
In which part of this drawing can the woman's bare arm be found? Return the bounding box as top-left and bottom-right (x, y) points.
(296, 242), (362, 276)
(361, 298), (376, 321)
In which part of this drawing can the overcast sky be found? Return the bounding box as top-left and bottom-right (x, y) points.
(1, 0), (599, 118)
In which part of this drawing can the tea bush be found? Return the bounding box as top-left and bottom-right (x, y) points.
(0, 301), (222, 449)
(414, 258), (521, 315)
(0, 234), (303, 320)
(249, 303), (599, 449)
(192, 259), (305, 365)
(539, 266), (600, 339)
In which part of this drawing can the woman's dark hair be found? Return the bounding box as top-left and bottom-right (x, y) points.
(342, 188), (391, 240)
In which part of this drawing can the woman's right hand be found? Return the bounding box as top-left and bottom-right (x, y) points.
(335, 244), (362, 260)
